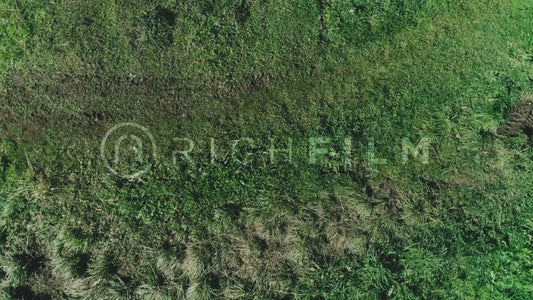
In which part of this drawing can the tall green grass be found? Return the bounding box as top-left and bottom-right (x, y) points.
(1, 0), (532, 298)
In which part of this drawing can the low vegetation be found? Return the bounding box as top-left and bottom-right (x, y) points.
(0, 0), (532, 298)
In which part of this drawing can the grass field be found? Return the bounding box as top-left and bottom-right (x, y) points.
(1, 0), (532, 299)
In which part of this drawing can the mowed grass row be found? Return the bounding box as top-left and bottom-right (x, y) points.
(1, 0), (532, 299)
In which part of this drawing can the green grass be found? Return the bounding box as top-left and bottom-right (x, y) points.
(1, 0), (532, 299)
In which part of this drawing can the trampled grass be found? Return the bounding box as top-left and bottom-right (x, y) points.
(0, 0), (532, 299)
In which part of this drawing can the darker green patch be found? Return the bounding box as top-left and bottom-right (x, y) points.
(72, 253), (91, 277)
(144, 6), (177, 45)
(14, 252), (46, 275)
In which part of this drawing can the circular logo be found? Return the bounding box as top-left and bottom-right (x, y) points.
(100, 122), (157, 179)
